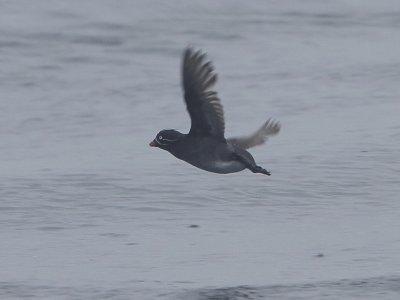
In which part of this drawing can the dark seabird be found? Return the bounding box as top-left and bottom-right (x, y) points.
(150, 48), (280, 175)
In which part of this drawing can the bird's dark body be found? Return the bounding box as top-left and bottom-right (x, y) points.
(149, 48), (280, 176)
(168, 135), (251, 174)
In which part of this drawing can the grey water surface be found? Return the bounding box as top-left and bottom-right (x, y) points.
(1, 1), (400, 299)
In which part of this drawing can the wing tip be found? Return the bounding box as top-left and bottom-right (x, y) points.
(182, 46), (218, 91)
(184, 45), (194, 57)
(263, 118), (281, 135)
(183, 46), (208, 65)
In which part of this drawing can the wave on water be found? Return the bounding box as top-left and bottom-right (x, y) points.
(179, 276), (400, 300)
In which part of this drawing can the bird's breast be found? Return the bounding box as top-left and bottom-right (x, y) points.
(195, 159), (246, 174)
(169, 138), (246, 174)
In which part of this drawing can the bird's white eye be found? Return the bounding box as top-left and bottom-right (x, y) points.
(158, 136), (163, 140)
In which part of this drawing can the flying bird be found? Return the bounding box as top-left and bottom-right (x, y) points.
(150, 48), (280, 175)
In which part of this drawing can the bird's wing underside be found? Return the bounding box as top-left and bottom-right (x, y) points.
(182, 47), (225, 140)
(228, 118), (281, 150)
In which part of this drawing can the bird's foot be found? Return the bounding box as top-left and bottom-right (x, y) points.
(252, 166), (271, 176)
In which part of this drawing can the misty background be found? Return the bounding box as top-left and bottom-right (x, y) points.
(1, 1), (400, 299)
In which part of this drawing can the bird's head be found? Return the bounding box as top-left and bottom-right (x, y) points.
(149, 129), (183, 150)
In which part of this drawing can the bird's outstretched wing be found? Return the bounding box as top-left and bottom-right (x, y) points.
(228, 119), (281, 150)
(182, 47), (225, 140)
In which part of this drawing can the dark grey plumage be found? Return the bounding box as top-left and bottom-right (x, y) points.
(150, 47), (280, 175)
(182, 48), (225, 139)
